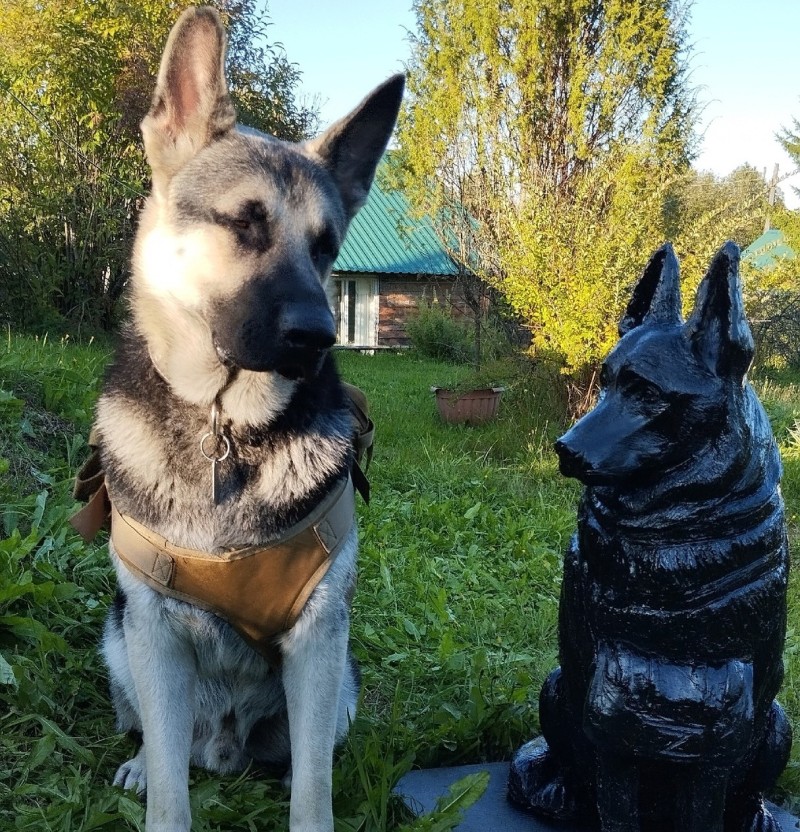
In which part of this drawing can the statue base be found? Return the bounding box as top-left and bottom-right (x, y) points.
(395, 762), (799, 832)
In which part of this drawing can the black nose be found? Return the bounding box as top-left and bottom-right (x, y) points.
(279, 307), (336, 352)
(554, 439), (584, 479)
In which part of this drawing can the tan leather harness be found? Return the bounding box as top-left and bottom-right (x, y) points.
(71, 384), (373, 663)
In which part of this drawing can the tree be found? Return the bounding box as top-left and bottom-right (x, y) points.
(738, 113), (800, 368)
(397, 0), (699, 398)
(661, 164), (778, 308)
(0, 0), (317, 331)
(666, 166), (771, 253)
(778, 112), (800, 202)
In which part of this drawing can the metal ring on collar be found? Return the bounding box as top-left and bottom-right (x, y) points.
(200, 431), (231, 462)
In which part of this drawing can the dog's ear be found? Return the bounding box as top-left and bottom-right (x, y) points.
(619, 243), (682, 336)
(684, 241), (754, 379)
(305, 74), (405, 219)
(141, 7), (236, 197)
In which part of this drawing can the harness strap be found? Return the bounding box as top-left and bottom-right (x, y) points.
(342, 382), (374, 466)
(111, 475), (355, 662)
(70, 427), (109, 543)
(343, 382), (374, 503)
(68, 381), (373, 663)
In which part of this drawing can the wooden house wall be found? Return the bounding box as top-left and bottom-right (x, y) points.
(377, 275), (468, 346)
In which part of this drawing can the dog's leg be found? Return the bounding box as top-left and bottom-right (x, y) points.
(674, 764), (727, 832)
(595, 750), (640, 832)
(281, 613), (350, 832)
(124, 607), (197, 832)
(725, 701), (790, 832)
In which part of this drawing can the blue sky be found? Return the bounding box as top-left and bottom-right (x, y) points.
(270, 0), (800, 209)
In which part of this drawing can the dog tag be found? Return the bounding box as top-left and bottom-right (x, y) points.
(200, 413), (231, 506)
(204, 439), (230, 505)
(211, 456), (220, 505)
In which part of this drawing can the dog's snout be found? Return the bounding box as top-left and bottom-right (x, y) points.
(554, 439), (585, 480)
(271, 304), (336, 379)
(280, 308), (336, 352)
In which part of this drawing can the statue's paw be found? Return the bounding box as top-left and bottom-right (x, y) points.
(507, 737), (582, 822)
(728, 799), (781, 832)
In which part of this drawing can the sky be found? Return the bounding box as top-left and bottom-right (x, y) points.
(269, 0), (800, 210)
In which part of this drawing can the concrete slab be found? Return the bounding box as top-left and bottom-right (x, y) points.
(396, 762), (800, 832)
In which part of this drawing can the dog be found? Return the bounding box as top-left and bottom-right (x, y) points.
(89, 8), (403, 831)
(509, 242), (790, 832)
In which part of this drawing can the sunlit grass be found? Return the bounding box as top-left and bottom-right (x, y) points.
(2, 335), (800, 827)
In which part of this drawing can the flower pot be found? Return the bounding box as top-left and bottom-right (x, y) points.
(433, 386), (504, 425)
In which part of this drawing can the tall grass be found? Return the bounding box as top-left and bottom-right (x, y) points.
(2, 335), (800, 828)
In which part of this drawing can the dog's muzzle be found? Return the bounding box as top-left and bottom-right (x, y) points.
(213, 294), (336, 380)
(273, 307), (336, 380)
(554, 439), (589, 481)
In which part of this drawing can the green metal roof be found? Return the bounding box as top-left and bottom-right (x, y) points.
(742, 229), (796, 270)
(333, 175), (458, 276)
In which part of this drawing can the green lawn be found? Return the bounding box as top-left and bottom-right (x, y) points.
(2, 334), (800, 829)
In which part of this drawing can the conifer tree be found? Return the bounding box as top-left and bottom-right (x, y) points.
(398, 0), (699, 386)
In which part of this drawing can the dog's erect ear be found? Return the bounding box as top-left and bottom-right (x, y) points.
(619, 243), (682, 336)
(305, 74), (405, 219)
(684, 241), (754, 379)
(141, 7), (236, 196)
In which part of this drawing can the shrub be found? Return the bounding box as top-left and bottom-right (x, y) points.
(407, 300), (519, 366)
(751, 291), (800, 371)
(407, 303), (475, 363)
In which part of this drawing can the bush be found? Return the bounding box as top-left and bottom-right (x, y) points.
(407, 303), (475, 363)
(751, 291), (800, 371)
(407, 302), (519, 366)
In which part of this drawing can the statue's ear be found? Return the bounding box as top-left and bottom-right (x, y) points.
(619, 243), (682, 336)
(141, 7), (236, 197)
(684, 241), (754, 380)
(304, 74), (405, 219)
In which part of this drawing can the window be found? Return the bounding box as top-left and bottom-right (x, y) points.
(335, 276), (378, 347)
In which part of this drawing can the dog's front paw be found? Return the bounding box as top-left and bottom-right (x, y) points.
(728, 799), (782, 832)
(508, 737), (584, 822)
(112, 751), (147, 794)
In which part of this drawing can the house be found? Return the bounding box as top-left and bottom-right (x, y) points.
(742, 228), (796, 270)
(330, 175), (461, 348)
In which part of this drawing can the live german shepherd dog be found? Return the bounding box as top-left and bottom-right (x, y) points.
(509, 243), (790, 832)
(94, 8), (403, 831)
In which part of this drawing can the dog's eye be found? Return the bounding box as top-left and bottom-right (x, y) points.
(633, 380), (662, 404)
(230, 202), (267, 233)
(641, 383), (662, 403)
(311, 230), (337, 265)
(618, 368), (663, 405)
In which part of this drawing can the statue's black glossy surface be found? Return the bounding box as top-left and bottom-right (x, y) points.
(509, 243), (791, 832)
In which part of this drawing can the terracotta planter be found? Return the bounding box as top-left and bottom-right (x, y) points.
(433, 386), (504, 425)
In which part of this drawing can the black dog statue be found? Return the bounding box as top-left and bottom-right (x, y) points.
(509, 242), (791, 832)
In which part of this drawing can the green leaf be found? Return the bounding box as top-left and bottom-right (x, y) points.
(0, 652), (17, 686)
(436, 771), (488, 820)
(25, 732), (57, 773)
(463, 502), (481, 520)
(406, 771), (489, 831)
(82, 811), (127, 830)
(36, 717), (95, 764)
(402, 617), (421, 640)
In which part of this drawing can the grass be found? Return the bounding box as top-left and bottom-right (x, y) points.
(2, 333), (800, 828)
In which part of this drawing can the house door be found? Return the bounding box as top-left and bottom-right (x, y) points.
(336, 276), (378, 347)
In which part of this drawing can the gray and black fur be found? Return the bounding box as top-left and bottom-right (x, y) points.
(95, 8), (403, 832)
